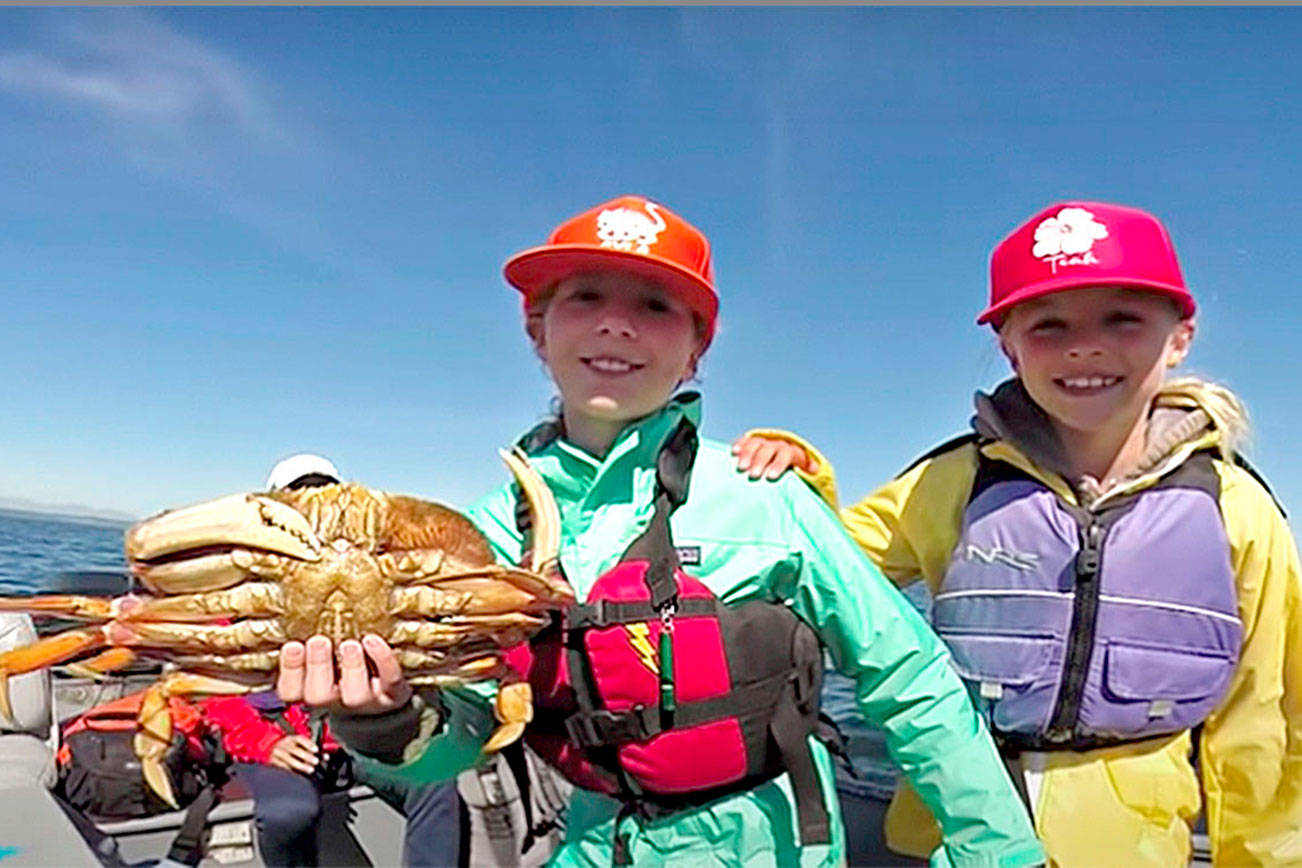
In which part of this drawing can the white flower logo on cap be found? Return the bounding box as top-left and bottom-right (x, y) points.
(596, 201), (667, 255)
(1032, 207), (1109, 273)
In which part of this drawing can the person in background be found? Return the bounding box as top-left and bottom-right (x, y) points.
(204, 454), (468, 868)
(733, 201), (1302, 866)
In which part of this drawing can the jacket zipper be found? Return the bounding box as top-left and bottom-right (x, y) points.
(1046, 517), (1105, 741)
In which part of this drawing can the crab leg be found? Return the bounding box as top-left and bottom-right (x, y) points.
(62, 647), (138, 680)
(390, 579), (560, 618)
(168, 650), (280, 673)
(0, 595), (115, 620)
(394, 564), (573, 605)
(119, 583), (285, 622)
(389, 615), (544, 649)
(0, 584), (286, 624)
(133, 550), (295, 594)
(395, 649), (505, 679)
(0, 628), (106, 722)
(111, 618), (287, 652)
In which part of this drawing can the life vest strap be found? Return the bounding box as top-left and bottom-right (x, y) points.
(566, 597), (718, 630)
(565, 705), (660, 750)
(770, 675), (831, 845)
(564, 670), (793, 749)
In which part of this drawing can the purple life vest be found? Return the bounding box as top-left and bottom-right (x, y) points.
(934, 447), (1242, 750)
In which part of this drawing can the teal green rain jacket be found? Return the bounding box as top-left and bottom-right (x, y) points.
(358, 395), (1043, 867)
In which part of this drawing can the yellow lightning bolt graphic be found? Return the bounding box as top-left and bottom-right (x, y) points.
(624, 623), (659, 675)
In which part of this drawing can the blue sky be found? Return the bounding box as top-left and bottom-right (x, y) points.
(1, 7), (1299, 525)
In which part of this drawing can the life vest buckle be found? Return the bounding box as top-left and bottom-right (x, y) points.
(564, 706), (660, 748)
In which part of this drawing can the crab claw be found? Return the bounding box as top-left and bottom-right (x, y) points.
(134, 684), (178, 808)
(498, 450), (563, 584)
(127, 493), (323, 593)
(483, 681), (534, 753)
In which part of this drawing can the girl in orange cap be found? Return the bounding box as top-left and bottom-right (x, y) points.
(278, 196), (1043, 867)
(735, 201), (1302, 866)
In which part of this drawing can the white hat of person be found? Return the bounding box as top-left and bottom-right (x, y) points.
(265, 453), (341, 491)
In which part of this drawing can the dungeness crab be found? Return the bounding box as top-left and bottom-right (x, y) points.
(0, 450), (570, 804)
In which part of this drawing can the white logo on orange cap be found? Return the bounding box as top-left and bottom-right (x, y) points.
(1032, 207), (1109, 273)
(596, 201), (666, 255)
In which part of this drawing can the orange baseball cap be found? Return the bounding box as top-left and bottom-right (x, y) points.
(503, 195), (719, 341)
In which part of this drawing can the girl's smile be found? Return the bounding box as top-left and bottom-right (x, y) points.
(533, 272), (703, 456)
(581, 355), (645, 375)
(1000, 286), (1194, 480)
(1054, 375), (1122, 393)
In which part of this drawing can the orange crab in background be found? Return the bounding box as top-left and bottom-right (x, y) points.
(0, 450), (570, 805)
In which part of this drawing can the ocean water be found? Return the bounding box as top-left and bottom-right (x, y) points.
(0, 510), (129, 594)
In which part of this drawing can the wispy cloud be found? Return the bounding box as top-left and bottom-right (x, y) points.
(0, 9), (284, 144)
(0, 9), (407, 287)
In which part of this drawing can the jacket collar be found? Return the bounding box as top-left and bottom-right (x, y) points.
(973, 378), (1218, 508)
(515, 392), (702, 500)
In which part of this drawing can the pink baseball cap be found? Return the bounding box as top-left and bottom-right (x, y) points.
(979, 201), (1196, 326)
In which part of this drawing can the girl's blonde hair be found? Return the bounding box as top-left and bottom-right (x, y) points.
(1155, 376), (1251, 457)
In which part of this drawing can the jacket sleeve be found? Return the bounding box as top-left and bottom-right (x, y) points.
(763, 430), (978, 591)
(775, 476), (1044, 868)
(204, 697), (288, 765)
(339, 482), (523, 785)
(1202, 463), (1302, 867)
(836, 444), (977, 591)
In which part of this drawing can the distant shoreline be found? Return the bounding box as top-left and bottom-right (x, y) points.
(0, 506), (132, 529)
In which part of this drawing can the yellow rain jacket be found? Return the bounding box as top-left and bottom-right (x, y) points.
(757, 378), (1302, 867)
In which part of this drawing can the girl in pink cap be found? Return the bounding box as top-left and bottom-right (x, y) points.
(276, 195), (1044, 867)
(735, 201), (1302, 866)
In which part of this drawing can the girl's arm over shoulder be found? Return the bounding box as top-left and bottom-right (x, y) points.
(1201, 461), (1302, 866)
(733, 429), (979, 590)
(772, 476), (1044, 867)
(733, 428), (837, 505)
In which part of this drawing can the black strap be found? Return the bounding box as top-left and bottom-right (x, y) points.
(611, 801), (638, 866)
(564, 670), (792, 749)
(1234, 453), (1287, 518)
(815, 712), (859, 780)
(165, 785), (218, 866)
(617, 417), (699, 611)
(567, 597), (718, 629)
(656, 417), (697, 508)
(898, 432), (980, 478)
(770, 678), (830, 845)
(267, 708), (296, 737)
(499, 740), (559, 856)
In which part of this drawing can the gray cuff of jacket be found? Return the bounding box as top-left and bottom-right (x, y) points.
(329, 692), (444, 765)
